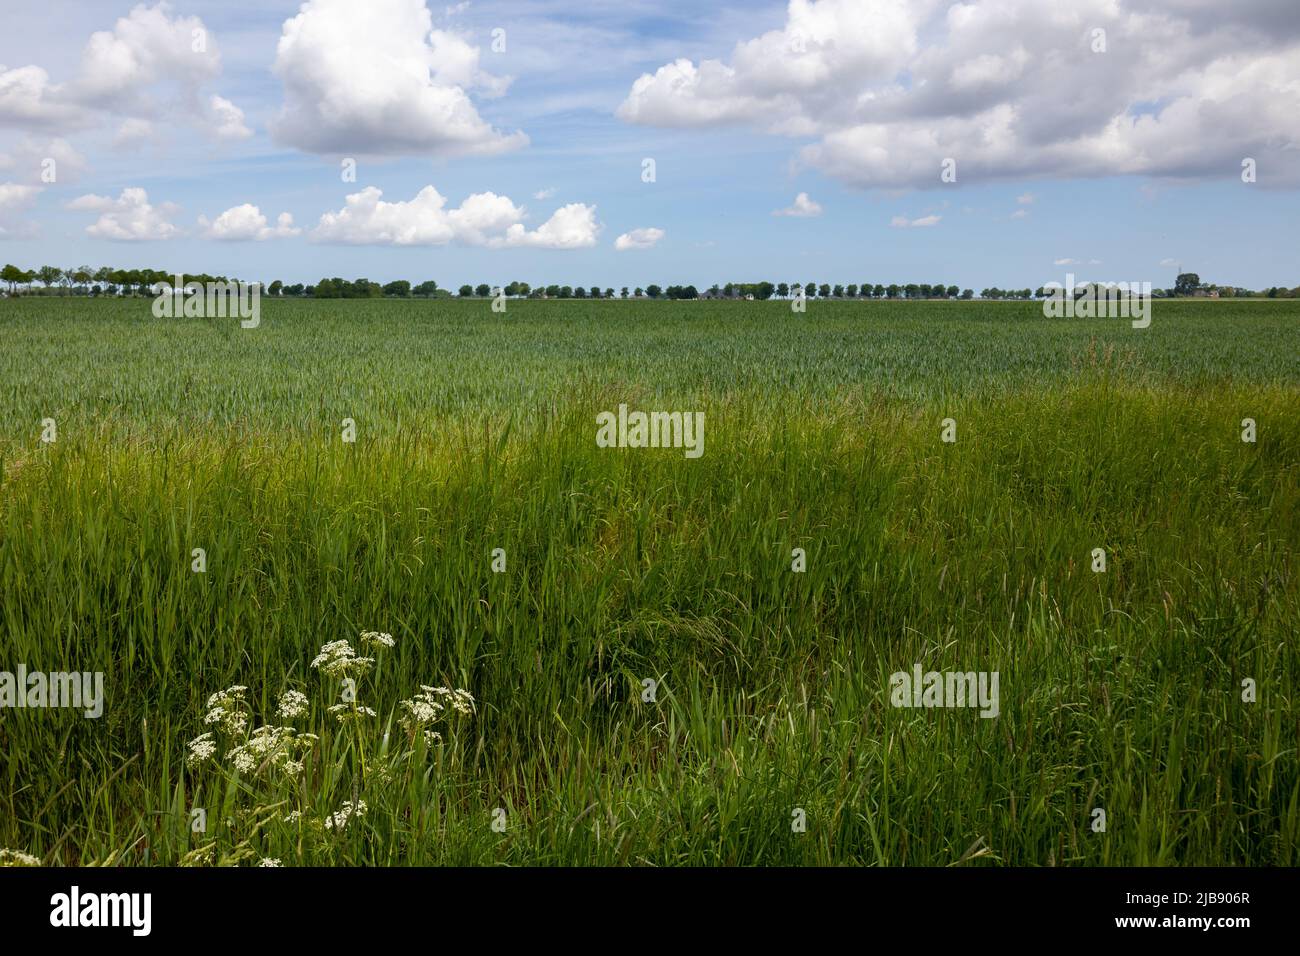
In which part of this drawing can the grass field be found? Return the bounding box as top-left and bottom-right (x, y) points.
(1, 296), (1297, 866)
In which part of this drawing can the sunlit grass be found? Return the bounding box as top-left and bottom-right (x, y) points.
(0, 298), (1296, 865)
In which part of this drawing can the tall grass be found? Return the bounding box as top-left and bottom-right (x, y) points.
(0, 298), (1296, 865)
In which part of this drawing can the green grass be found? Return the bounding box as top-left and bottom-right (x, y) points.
(0, 296), (1297, 866)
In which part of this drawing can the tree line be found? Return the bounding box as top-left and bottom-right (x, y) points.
(4, 263), (1298, 301)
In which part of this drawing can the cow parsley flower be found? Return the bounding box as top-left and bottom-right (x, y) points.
(0, 848), (40, 867)
(186, 732), (217, 768)
(276, 690), (309, 720)
(202, 686), (250, 738)
(360, 630), (396, 650)
(310, 640), (374, 679)
(227, 725), (314, 776)
(399, 686), (475, 740)
(257, 857), (282, 867)
(323, 800), (368, 831)
(329, 703), (377, 723)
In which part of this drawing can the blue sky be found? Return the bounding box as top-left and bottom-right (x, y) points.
(1, 0), (1297, 290)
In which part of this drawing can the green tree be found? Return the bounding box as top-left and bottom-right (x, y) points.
(474, 283), (490, 297)
(646, 284), (662, 298)
(1, 264), (24, 294)
(37, 265), (61, 291)
(1174, 272), (1201, 296)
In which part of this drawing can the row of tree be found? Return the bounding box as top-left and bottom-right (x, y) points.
(5, 264), (1299, 301)
(1, 264), (235, 297)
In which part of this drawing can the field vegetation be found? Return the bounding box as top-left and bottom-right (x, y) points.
(1, 297), (1297, 865)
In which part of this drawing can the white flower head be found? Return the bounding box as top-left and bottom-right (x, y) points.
(323, 800), (368, 832)
(202, 686), (250, 738)
(400, 685), (474, 735)
(277, 689), (309, 720)
(311, 640), (373, 679)
(329, 703), (377, 723)
(360, 630), (396, 650)
(186, 732), (217, 768)
(0, 848), (41, 867)
(227, 725), (314, 777)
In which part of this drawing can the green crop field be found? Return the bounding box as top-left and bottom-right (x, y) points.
(1, 296), (1297, 866)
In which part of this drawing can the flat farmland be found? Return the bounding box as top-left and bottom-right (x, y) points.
(1, 297), (1297, 865)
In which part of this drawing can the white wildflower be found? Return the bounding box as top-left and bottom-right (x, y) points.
(310, 640), (374, 679)
(276, 690), (309, 720)
(360, 630), (396, 650)
(401, 686), (475, 735)
(0, 848), (40, 867)
(206, 686), (247, 709)
(186, 732), (217, 768)
(329, 703), (377, 723)
(257, 857), (282, 867)
(227, 725), (314, 776)
(202, 686), (250, 738)
(323, 800), (368, 832)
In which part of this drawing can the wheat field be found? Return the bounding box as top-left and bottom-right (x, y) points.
(0, 296), (1297, 866)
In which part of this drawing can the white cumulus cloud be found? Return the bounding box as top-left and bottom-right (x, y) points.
(209, 96), (252, 140)
(614, 227), (665, 251)
(0, 4), (248, 143)
(890, 213), (940, 227)
(272, 0), (526, 157)
(619, 0), (1300, 189)
(0, 137), (87, 184)
(311, 185), (598, 249)
(774, 192), (822, 217)
(199, 204), (301, 241)
(0, 182), (43, 239)
(67, 186), (181, 241)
